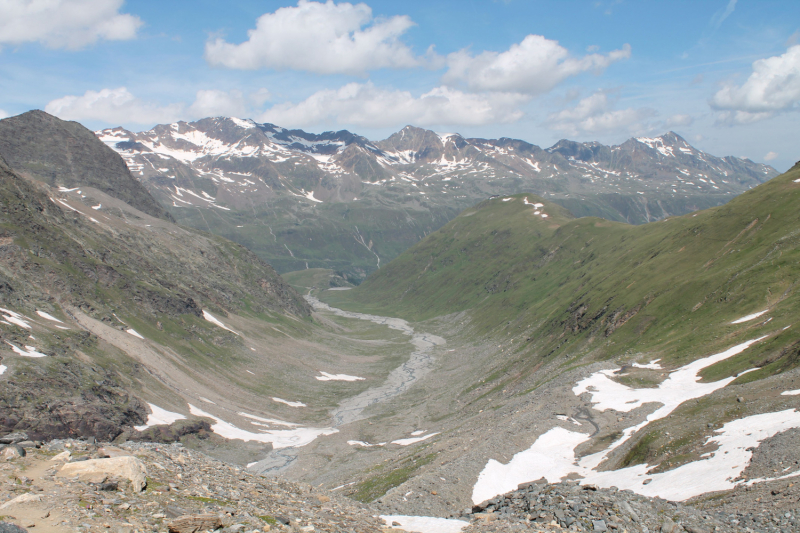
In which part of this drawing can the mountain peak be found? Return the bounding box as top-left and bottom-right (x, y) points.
(0, 110), (173, 221)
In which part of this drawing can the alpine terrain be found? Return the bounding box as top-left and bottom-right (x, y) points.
(96, 119), (777, 281)
(0, 110), (796, 533)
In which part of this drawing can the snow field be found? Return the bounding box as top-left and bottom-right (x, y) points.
(6, 341), (47, 357)
(36, 310), (63, 323)
(134, 403), (186, 431)
(188, 404), (337, 448)
(472, 335), (800, 503)
(272, 397), (307, 407)
(731, 310), (769, 324)
(315, 371), (365, 381)
(202, 310), (238, 335)
(126, 328), (144, 339)
(381, 515), (468, 533)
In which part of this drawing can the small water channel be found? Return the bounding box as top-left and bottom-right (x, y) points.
(305, 295), (446, 426)
(251, 295), (445, 474)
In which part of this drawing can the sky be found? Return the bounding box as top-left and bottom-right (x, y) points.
(0, 0), (798, 171)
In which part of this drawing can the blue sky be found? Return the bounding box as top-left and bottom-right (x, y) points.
(0, 0), (798, 170)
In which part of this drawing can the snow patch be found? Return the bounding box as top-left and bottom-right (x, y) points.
(189, 404), (336, 448)
(631, 359), (662, 369)
(202, 310), (239, 335)
(134, 403), (186, 431)
(392, 433), (440, 446)
(0, 365), (5, 376)
(36, 310), (63, 323)
(6, 341), (46, 358)
(126, 328), (144, 339)
(315, 371), (365, 382)
(0, 308), (32, 329)
(272, 397), (307, 408)
(381, 515), (468, 533)
(731, 310), (768, 324)
(781, 389), (800, 396)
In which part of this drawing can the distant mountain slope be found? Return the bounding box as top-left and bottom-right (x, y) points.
(341, 162), (800, 377)
(0, 110), (173, 221)
(96, 118), (778, 280)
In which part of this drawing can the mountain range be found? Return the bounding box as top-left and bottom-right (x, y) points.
(96, 118), (777, 281)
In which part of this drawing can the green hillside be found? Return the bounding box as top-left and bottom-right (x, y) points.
(326, 163), (800, 382)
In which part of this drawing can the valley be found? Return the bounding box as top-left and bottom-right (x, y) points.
(0, 110), (797, 533)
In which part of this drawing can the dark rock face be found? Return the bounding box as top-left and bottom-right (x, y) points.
(0, 110), (173, 222)
(0, 357), (147, 442)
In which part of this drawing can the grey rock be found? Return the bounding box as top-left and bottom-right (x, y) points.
(0, 524), (27, 533)
(593, 519), (608, 531)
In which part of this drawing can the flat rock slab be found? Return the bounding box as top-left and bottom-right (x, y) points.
(0, 493), (42, 510)
(168, 514), (223, 533)
(56, 455), (147, 491)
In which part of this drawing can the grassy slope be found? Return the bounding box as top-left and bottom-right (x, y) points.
(326, 164), (800, 384)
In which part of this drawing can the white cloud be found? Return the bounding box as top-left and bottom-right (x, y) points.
(259, 82), (527, 129)
(665, 114), (694, 127)
(764, 151), (778, 161)
(45, 87), (184, 125)
(0, 109), (8, 120)
(547, 92), (656, 137)
(442, 35), (630, 94)
(710, 0), (737, 29)
(710, 45), (800, 124)
(188, 89), (247, 118)
(205, 0), (429, 75)
(0, 0), (142, 50)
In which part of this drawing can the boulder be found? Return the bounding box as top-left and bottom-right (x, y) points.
(167, 514), (223, 533)
(0, 492), (42, 510)
(0, 523), (28, 533)
(57, 455), (147, 492)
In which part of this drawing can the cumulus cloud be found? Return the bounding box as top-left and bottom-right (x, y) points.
(0, 0), (142, 50)
(665, 114), (694, 127)
(205, 0), (430, 75)
(0, 109), (8, 120)
(187, 89), (248, 118)
(764, 151), (778, 161)
(710, 45), (800, 124)
(442, 35), (630, 94)
(547, 92), (656, 137)
(45, 87), (184, 124)
(259, 82), (527, 128)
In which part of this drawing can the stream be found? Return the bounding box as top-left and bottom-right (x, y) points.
(250, 295), (445, 474)
(305, 295), (446, 426)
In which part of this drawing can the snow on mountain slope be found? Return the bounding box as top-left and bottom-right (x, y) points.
(96, 118), (779, 278)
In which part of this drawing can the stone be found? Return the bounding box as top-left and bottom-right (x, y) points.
(97, 446), (131, 458)
(57, 455), (147, 492)
(167, 514), (223, 533)
(593, 519), (608, 531)
(50, 451), (71, 462)
(0, 432), (28, 444)
(2, 446), (24, 460)
(661, 521), (681, 533)
(0, 492), (43, 510)
(0, 523), (27, 533)
(683, 526), (707, 533)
